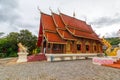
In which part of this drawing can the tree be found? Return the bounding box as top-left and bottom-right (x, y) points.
(0, 29), (37, 58)
(17, 30), (37, 54)
(0, 38), (9, 57)
(5, 32), (19, 57)
(106, 37), (120, 45)
(0, 32), (4, 38)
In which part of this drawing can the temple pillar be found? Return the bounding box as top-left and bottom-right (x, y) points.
(66, 41), (71, 53)
(74, 41), (77, 53)
(50, 43), (53, 53)
(99, 44), (101, 53)
(99, 44), (102, 53)
(46, 42), (48, 53)
(41, 36), (44, 53)
(100, 44), (103, 53)
(90, 40), (93, 53)
(85, 41), (90, 53)
(96, 42), (99, 53)
(81, 39), (86, 53)
(96, 42), (98, 53)
(63, 44), (66, 54)
(41, 41), (44, 53)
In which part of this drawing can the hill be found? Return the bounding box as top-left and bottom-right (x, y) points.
(106, 37), (120, 45)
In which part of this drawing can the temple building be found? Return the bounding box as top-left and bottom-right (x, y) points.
(37, 11), (103, 54)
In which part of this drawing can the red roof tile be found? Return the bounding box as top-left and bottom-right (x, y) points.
(60, 13), (93, 33)
(67, 27), (99, 40)
(52, 13), (75, 40)
(41, 13), (56, 32)
(44, 31), (66, 44)
(57, 29), (76, 40)
(40, 12), (100, 43)
(52, 13), (65, 29)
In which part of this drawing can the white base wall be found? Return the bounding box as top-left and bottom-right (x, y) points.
(45, 53), (99, 62)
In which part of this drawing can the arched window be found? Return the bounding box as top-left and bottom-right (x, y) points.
(86, 45), (89, 51)
(77, 44), (81, 51)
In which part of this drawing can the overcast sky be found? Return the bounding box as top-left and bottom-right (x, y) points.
(0, 0), (120, 38)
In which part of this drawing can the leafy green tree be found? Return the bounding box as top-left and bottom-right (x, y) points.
(0, 29), (37, 58)
(5, 32), (19, 57)
(0, 38), (8, 57)
(106, 37), (120, 45)
(17, 30), (37, 54)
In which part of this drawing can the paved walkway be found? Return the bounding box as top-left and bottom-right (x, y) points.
(0, 58), (120, 80)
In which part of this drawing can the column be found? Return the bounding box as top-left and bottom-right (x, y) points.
(63, 44), (66, 54)
(46, 42), (48, 53)
(74, 41), (77, 53)
(90, 40), (93, 53)
(41, 41), (44, 53)
(50, 43), (53, 54)
(81, 39), (86, 53)
(96, 42), (99, 53)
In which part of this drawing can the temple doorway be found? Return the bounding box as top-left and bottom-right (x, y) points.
(52, 44), (64, 53)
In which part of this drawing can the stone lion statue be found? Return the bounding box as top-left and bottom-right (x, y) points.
(18, 43), (27, 53)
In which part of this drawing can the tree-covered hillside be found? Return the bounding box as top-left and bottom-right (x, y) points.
(106, 37), (120, 45)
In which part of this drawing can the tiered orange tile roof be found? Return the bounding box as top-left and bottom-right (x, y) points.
(60, 13), (93, 33)
(57, 29), (76, 40)
(41, 13), (66, 44)
(40, 12), (100, 44)
(66, 27), (99, 40)
(41, 13), (56, 32)
(60, 13), (100, 40)
(44, 31), (66, 44)
(52, 13), (76, 40)
(52, 13), (65, 29)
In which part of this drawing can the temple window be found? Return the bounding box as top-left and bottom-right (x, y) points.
(86, 45), (89, 51)
(53, 44), (63, 50)
(94, 45), (96, 51)
(77, 44), (81, 51)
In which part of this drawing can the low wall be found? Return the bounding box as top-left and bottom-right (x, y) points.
(45, 53), (99, 61)
(92, 57), (115, 65)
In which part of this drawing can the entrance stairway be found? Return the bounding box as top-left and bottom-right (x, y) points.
(27, 54), (47, 62)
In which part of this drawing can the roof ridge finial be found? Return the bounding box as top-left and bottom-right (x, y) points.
(49, 7), (53, 13)
(73, 11), (75, 18)
(37, 6), (42, 13)
(58, 8), (61, 13)
(83, 16), (87, 22)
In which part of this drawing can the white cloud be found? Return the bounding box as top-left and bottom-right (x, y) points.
(0, 0), (120, 38)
